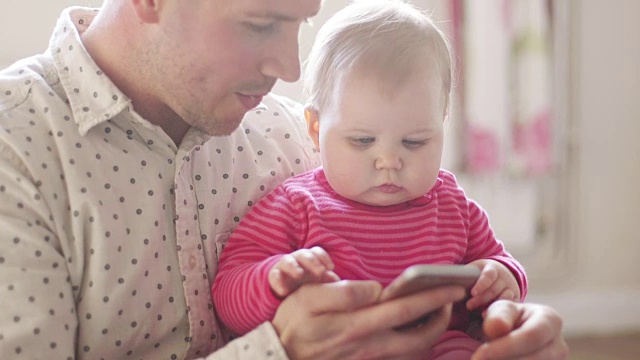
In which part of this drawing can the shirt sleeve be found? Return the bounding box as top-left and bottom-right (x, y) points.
(0, 145), (79, 359)
(463, 198), (529, 301)
(212, 184), (306, 335)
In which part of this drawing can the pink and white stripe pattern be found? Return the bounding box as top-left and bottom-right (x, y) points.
(212, 167), (527, 335)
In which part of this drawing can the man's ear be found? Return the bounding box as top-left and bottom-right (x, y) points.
(305, 107), (320, 151)
(131, 0), (162, 23)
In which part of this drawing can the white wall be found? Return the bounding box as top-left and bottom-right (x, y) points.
(274, 0), (450, 103)
(527, 0), (640, 336)
(2, 0), (639, 337)
(0, 1), (104, 67)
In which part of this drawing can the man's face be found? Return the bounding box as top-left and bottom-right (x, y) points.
(150, 0), (321, 136)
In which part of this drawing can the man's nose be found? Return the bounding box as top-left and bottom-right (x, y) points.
(260, 31), (301, 83)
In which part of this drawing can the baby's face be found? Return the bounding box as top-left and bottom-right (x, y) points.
(317, 70), (446, 207)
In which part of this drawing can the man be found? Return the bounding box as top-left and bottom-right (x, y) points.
(0, 0), (568, 359)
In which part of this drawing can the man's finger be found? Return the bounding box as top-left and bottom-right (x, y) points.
(353, 286), (465, 335)
(474, 302), (564, 360)
(295, 280), (383, 314)
(482, 299), (517, 340)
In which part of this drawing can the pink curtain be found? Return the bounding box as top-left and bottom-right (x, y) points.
(452, 0), (554, 176)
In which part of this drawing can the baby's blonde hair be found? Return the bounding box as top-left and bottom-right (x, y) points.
(304, 0), (453, 113)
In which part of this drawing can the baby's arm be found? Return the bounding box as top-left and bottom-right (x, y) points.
(465, 259), (520, 311)
(269, 246), (340, 298)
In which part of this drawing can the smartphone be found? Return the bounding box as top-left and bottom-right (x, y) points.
(380, 264), (480, 302)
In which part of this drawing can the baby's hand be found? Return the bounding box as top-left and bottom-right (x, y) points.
(269, 246), (340, 298)
(465, 260), (520, 311)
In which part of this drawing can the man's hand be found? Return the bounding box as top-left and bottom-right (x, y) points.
(471, 300), (569, 360)
(272, 280), (466, 359)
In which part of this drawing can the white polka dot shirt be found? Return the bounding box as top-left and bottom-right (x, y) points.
(0, 7), (320, 360)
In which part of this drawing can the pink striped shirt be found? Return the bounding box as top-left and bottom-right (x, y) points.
(212, 168), (527, 335)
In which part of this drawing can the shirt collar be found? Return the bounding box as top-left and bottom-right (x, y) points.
(314, 168), (443, 211)
(406, 177), (443, 206)
(49, 7), (132, 136)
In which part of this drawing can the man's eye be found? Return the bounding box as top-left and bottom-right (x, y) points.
(350, 137), (375, 146)
(245, 22), (276, 34)
(403, 139), (427, 148)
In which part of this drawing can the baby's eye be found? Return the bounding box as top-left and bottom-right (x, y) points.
(402, 139), (427, 148)
(349, 137), (375, 146)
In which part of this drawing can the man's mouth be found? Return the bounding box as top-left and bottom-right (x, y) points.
(237, 93), (266, 111)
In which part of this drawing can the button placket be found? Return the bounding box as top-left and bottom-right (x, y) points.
(174, 151), (221, 358)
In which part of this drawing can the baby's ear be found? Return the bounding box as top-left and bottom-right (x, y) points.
(304, 107), (320, 151)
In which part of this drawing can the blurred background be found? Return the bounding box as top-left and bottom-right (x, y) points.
(2, 1), (639, 358)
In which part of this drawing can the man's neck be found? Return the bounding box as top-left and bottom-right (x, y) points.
(80, 5), (190, 146)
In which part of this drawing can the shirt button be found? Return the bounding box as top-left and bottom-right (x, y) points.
(189, 256), (197, 269)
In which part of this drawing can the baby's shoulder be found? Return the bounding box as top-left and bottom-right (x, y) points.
(436, 169), (468, 200)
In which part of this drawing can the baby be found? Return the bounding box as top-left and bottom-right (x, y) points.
(212, 1), (527, 358)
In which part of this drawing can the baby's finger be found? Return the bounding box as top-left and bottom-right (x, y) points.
(322, 270), (341, 283)
(269, 268), (296, 298)
(292, 250), (328, 278)
(497, 288), (517, 302)
(466, 292), (496, 311)
(467, 283), (503, 310)
(471, 267), (497, 297)
(309, 246), (335, 270)
(276, 253), (305, 279)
